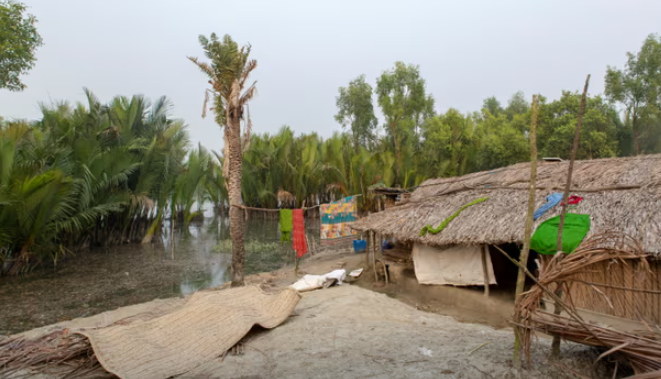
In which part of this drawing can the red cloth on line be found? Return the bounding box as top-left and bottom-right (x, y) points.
(292, 209), (308, 258)
(562, 195), (584, 206)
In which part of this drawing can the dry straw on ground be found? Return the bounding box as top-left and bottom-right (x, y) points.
(514, 233), (661, 378)
(0, 286), (300, 379)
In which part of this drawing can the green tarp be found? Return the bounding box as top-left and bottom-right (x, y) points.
(530, 214), (591, 255)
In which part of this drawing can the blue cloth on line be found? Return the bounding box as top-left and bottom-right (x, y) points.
(533, 192), (564, 221)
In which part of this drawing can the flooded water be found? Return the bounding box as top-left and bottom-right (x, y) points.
(0, 217), (320, 335)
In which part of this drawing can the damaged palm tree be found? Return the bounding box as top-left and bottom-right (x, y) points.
(189, 34), (257, 287)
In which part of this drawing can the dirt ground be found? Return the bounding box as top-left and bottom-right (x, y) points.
(10, 249), (619, 379)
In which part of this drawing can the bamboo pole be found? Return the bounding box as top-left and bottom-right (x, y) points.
(365, 232), (371, 267)
(551, 74), (591, 357)
(170, 213), (175, 260)
(377, 233), (389, 285)
(513, 94), (539, 369)
(372, 232), (378, 283)
(482, 245), (490, 297)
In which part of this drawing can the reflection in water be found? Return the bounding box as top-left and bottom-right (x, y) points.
(0, 217), (320, 334)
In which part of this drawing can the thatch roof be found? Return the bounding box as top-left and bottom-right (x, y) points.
(353, 154), (661, 254)
(368, 185), (409, 195)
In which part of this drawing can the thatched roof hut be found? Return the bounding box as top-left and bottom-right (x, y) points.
(354, 154), (661, 254)
(368, 185), (410, 210)
(355, 154), (661, 324)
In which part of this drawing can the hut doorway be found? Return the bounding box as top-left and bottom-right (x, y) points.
(487, 244), (539, 301)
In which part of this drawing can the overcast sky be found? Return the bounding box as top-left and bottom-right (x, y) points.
(1, 0), (660, 153)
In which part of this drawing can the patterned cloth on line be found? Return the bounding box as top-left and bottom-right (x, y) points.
(292, 209), (308, 258)
(320, 196), (357, 246)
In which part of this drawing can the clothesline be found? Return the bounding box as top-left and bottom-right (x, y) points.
(231, 194), (362, 212)
(232, 204), (321, 212)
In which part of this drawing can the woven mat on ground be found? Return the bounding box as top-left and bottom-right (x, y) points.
(77, 286), (300, 379)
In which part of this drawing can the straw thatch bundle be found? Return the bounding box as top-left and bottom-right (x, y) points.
(0, 330), (112, 379)
(514, 233), (661, 377)
(353, 154), (661, 254)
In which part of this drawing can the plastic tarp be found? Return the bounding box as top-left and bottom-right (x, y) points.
(412, 244), (497, 286)
(530, 214), (591, 255)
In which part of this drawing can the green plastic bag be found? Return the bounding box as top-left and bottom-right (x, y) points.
(530, 214), (591, 255)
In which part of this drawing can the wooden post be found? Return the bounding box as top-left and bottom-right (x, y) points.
(170, 211), (176, 260)
(372, 232), (378, 283)
(365, 232), (371, 267)
(513, 94), (539, 369)
(551, 74), (591, 358)
(481, 245), (490, 297)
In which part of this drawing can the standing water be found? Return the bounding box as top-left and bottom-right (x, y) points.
(0, 217), (320, 335)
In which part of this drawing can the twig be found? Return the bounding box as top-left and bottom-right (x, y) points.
(469, 341), (492, 354)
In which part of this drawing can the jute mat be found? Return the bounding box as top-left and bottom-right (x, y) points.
(77, 286), (300, 379)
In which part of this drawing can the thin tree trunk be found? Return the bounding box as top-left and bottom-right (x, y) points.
(391, 121), (401, 180)
(228, 114), (246, 287)
(551, 74), (591, 357)
(513, 94), (539, 368)
(632, 108), (640, 155)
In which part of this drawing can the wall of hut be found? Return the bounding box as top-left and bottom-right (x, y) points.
(566, 258), (661, 324)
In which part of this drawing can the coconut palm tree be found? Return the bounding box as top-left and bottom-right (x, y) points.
(188, 33), (257, 287)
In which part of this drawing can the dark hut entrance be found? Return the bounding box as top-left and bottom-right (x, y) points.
(487, 243), (539, 301)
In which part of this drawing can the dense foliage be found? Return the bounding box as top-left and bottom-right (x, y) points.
(0, 91), (220, 274)
(0, 0), (43, 91)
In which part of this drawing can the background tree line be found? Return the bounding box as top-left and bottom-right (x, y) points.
(242, 34), (660, 209)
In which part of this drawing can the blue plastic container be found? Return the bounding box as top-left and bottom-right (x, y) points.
(353, 239), (367, 253)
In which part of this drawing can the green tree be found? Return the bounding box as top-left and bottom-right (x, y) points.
(420, 109), (475, 178)
(376, 62), (434, 182)
(605, 34), (661, 155)
(474, 112), (529, 171)
(0, 1), (43, 91)
(189, 33), (257, 287)
(504, 91), (530, 120)
(482, 96), (503, 117)
(537, 92), (620, 160)
(335, 75), (378, 153)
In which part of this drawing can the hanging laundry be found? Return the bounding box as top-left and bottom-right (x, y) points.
(279, 209), (293, 243)
(530, 214), (591, 255)
(420, 197), (489, 236)
(292, 209), (308, 258)
(533, 193), (564, 221)
(562, 195), (584, 206)
(320, 196), (358, 246)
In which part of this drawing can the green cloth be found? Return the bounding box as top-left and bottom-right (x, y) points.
(420, 197), (489, 236)
(279, 209), (293, 243)
(530, 214), (591, 255)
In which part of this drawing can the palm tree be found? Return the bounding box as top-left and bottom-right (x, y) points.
(188, 33), (257, 287)
(0, 90), (192, 275)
